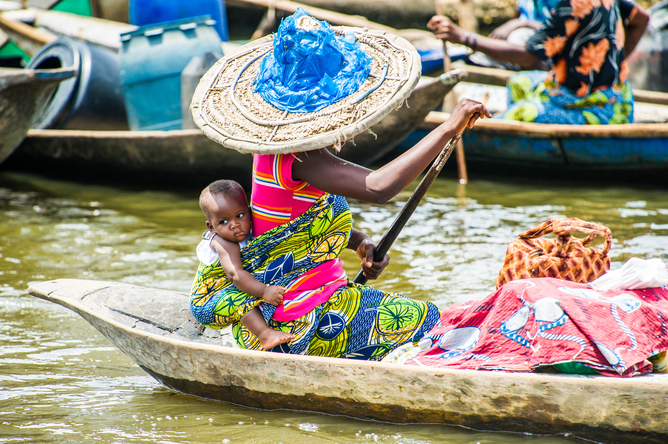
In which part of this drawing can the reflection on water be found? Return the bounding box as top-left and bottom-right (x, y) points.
(1, 171), (666, 443)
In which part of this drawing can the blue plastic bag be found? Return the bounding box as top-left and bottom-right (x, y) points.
(254, 8), (372, 113)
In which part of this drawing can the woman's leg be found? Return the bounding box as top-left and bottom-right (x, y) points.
(307, 283), (441, 360)
(232, 283), (441, 360)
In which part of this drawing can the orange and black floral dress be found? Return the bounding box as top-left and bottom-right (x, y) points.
(500, 0), (639, 124)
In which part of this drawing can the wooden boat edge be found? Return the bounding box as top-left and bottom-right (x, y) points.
(28, 278), (668, 444)
(422, 111), (668, 138)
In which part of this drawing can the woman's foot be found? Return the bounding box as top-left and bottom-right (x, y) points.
(258, 329), (296, 350)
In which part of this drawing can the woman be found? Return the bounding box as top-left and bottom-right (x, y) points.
(189, 9), (490, 360)
(428, 0), (649, 124)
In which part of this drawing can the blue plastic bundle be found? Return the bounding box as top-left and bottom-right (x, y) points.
(254, 8), (372, 113)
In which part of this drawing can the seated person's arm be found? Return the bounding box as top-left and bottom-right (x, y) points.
(489, 18), (542, 40)
(211, 236), (284, 305)
(622, 3), (650, 57)
(428, 15), (544, 70)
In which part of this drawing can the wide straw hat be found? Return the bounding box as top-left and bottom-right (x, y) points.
(191, 9), (421, 155)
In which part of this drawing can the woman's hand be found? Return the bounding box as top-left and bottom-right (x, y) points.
(348, 228), (390, 280)
(427, 15), (465, 44)
(446, 98), (492, 135)
(355, 237), (390, 280)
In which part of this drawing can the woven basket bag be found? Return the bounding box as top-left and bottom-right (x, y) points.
(496, 218), (612, 289)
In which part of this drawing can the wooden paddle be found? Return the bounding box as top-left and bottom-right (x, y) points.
(435, 0), (469, 185)
(352, 132), (462, 285)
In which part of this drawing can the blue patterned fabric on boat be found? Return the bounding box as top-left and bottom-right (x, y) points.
(499, 70), (634, 124)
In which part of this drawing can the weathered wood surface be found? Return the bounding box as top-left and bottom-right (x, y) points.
(89, 0), (129, 23)
(2, 128), (254, 187)
(0, 67), (75, 165)
(31, 7), (138, 50)
(0, 13), (56, 56)
(29, 278), (668, 444)
(227, 0), (439, 46)
(227, 0), (399, 33)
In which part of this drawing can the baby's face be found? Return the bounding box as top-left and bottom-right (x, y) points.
(206, 193), (252, 243)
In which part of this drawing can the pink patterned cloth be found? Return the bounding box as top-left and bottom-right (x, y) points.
(408, 278), (668, 376)
(250, 153), (347, 322)
(250, 153), (325, 236)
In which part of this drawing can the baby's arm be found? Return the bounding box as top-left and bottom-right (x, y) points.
(211, 236), (285, 305)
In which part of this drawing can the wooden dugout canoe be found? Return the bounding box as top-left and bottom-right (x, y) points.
(0, 66), (74, 165)
(29, 278), (668, 444)
(411, 111), (668, 186)
(2, 72), (464, 185)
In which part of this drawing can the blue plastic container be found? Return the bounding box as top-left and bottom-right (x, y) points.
(129, 0), (228, 41)
(119, 17), (222, 131)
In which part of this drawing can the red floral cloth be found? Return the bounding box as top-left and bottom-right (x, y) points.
(408, 278), (668, 376)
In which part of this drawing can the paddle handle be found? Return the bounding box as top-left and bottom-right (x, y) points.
(352, 133), (462, 285)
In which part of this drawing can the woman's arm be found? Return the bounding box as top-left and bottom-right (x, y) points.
(347, 228), (389, 280)
(624, 6), (649, 57)
(292, 99), (490, 204)
(427, 15), (543, 69)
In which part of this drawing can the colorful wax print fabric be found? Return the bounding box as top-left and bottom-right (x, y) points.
(190, 192), (441, 358)
(499, 0), (640, 124)
(234, 282), (441, 359)
(525, 0), (638, 96)
(190, 193), (351, 326)
(407, 278), (668, 376)
(251, 153), (324, 236)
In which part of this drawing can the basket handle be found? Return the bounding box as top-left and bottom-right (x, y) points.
(519, 218), (612, 256)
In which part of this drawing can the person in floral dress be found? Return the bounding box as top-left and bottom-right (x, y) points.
(428, 0), (649, 124)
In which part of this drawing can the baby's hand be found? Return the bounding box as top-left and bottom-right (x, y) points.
(262, 285), (286, 306)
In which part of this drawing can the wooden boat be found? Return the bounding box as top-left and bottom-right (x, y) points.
(1, 128), (254, 186)
(227, 0), (517, 31)
(0, 66), (75, 165)
(2, 72), (463, 184)
(412, 111), (668, 186)
(28, 278), (668, 444)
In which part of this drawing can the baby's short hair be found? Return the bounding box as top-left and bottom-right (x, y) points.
(199, 179), (247, 220)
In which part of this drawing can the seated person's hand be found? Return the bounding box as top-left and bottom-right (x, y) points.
(427, 15), (464, 44)
(262, 285), (286, 306)
(356, 238), (390, 280)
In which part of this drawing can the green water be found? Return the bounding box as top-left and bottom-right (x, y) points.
(1, 170), (667, 444)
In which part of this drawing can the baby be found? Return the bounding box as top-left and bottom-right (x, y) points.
(197, 179), (295, 350)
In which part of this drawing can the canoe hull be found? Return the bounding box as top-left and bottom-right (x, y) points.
(408, 113), (668, 186)
(29, 279), (668, 444)
(0, 67), (75, 165)
(2, 73), (463, 185)
(2, 129), (254, 187)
